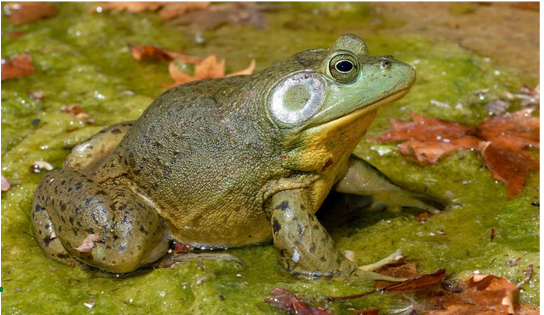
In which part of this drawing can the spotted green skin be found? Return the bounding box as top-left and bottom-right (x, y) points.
(32, 34), (417, 277)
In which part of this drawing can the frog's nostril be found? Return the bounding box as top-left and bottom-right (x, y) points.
(381, 61), (391, 69)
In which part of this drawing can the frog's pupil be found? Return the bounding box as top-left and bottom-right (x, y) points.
(335, 60), (353, 72)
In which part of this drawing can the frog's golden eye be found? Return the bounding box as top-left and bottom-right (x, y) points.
(329, 54), (358, 83)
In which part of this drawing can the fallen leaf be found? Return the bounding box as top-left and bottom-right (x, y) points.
(91, 2), (163, 13)
(426, 273), (539, 315)
(166, 55), (255, 87)
(61, 104), (90, 119)
(511, 2), (540, 12)
(128, 44), (202, 64)
(372, 108), (540, 198)
(158, 2), (210, 20)
(1, 176), (12, 192)
(379, 268), (446, 292)
(4, 31), (25, 38)
(169, 2), (283, 32)
(28, 90), (44, 100)
(370, 112), (480, 163)
(3, 2), (58, 25)
(227, 59), (256, 77)
(1, 53), (35, 80)
(478, 109), (539, 198)
(352, 308), (379, 315)
(91, 2), (209, 20)
(73, 234), (101, 253)
(265, 288), (334, 315)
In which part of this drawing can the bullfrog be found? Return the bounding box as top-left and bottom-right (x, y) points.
(32, 34), (436, 280)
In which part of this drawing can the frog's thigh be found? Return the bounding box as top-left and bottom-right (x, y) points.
(66, 121), (134, 175)
(32, 169), (169, 273)
(269, 189), (357, 277)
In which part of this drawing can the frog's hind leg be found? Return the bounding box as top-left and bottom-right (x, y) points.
(32, 169), (169, 273)
(66, 121), (134, 175)
(335, 156), (447, 213)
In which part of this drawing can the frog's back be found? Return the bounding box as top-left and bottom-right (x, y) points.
(96, 76), (285, 247)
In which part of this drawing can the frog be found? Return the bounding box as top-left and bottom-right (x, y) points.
(32, 34), (439, 281)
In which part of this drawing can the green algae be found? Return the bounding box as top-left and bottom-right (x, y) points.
(1, 3), (539, 314)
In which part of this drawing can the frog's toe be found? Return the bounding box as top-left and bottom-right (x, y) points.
(358, 249), (404, 272)
(371, 190), (446, 213)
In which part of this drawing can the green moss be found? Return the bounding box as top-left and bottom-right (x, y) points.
(2, 2), (538, 313)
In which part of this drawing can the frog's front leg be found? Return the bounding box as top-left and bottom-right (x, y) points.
(269, 189), (404, 282)
(335, 156), (446, 212)
(32, 169), (169, 273)
(66, 121), (134, 175)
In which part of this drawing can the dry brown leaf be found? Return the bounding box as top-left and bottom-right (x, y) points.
(158, 2), (210, 20)
(370, 112), (480, 163)
(73, 234), (101, 253)
(265, 288), (334, 315)
(61, 104), (90, 119)
(91, 2), (163, 13)
(129, 44), (202, 64)
(1, 53), (35, 80)
(372, 109), (540, 198)
(91, 2), (209, 19)
(478, 109), (539, 199)
(166, 55), (255, 87)
(4, 2), (58, 25)
(426, 273), (539, 315)
(227, 59), (256, 77)
(375, 261), (446, 291)
(169, 2), (282, 31)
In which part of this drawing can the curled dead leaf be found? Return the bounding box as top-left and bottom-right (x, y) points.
(91, 2), (163, 13)
(91, 2), (209, 20)
(372, 109), (540, 198)
(265, 288), (333, 315)
(61, 104), (90, 119)
(427, 272), (538, 315)
(129, 44), (202, 64)
(165, 55), (255, 87)
(3, 2), (58, 25)
(74, 234), (101, 253)
(1, 53), (35, 80)
(158, 2), (210, 20)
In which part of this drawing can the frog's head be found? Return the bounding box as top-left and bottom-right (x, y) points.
(263, 34), (416, 172)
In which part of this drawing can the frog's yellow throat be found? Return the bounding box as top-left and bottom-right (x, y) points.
(280, 88), (410, 174)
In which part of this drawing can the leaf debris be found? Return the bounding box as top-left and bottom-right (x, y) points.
(265, 288), (333, 315)
(371, 109), (539, 198)
(1, 53), (35, 80)
(73, 234), (101, 253)
(166, 54), (255, 87)
(3, 2), (58, 25)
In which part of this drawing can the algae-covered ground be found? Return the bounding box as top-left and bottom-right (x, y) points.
(1, 2), (539, 314)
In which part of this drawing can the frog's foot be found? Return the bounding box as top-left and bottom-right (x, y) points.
(156, 252), (245, 269)
(65, 121), (134, 175)
(335, 156), (447, 213)
(370, 190), (446, 213)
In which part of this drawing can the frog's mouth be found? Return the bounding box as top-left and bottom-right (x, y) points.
(304, 87), (412, 131)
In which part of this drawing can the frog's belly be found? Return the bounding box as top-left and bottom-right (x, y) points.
(160, 205), (272, 249)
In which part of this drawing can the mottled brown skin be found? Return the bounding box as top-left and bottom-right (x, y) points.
(32, 34), (429, 279)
